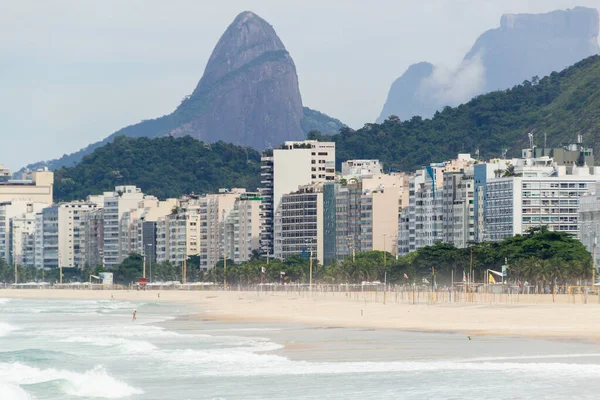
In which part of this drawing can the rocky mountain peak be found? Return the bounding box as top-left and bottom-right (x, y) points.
(194, 11), (287, 93)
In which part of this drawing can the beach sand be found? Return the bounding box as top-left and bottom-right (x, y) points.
(2, 289), (600, 339)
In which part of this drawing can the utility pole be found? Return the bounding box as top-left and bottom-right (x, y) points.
(142, 251), (146, 279)
(182, 257), (187, 284)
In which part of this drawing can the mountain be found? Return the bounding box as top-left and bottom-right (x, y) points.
(378, 7), (600, 123)
(54, 136), (261, 202)
(22, 11), (342, 173)
(314, 55), (600, 172)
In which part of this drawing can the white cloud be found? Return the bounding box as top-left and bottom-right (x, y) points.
(418, 53), (486, 108)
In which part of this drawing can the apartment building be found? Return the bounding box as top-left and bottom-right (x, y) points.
(0, 166), (54, 205)
(399, 155), (475, 255)
(0, 201), (48, 266)
(38, 202), (98, 269)
(259, 140), (335, 257)
(485, 161), (600, 241)
(341, 160), (383, 178)
(327, 172), (409, 262)
(102, 186), (145, 268)
(224, 193), (262, 264)
(156, 189), (244, 270)
(579, 187), (600, 270)
(274, 184), (324, 263)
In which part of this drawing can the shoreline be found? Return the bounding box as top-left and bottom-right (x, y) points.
(3, 289), (600, 340)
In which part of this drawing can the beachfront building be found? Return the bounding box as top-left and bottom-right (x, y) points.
(0, 201), (48, 267)
(224, 193), (262, 264)
(485, 161), (600, 241)
(473, 160), (510, 242)
(101, 186), (145, 268)
(156, 189), (245, 270)
(0, 166), (54, 205)
(38, 202), (99, 270)
(579, 189), (600, 272)
(83, 208), (104, 267)
(259, 140), (335, 258)
(331, 173), (409, 261)
(274, 184), (324, 263)
(399, 154), (477, 255)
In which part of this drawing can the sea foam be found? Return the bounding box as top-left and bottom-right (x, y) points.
(60, 336), (158, 354)
(0, 362), (142, 398)
(0, 322), (19, 337)
(0, 381), (34, 400)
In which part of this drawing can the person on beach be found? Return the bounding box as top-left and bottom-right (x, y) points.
(132, 310), (137, 321)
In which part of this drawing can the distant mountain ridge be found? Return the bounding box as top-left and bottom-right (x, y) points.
(22, 11), (343, 173)
(378, 7), (600, 122)
(320, 55), (600, 173)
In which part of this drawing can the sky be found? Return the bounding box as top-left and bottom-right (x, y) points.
(1, 0), (599, 170)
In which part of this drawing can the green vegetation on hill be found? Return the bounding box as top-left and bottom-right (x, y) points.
(311, 55), (600, 172)
(53, 136), (261, 201)
(301, 107), (344, 135)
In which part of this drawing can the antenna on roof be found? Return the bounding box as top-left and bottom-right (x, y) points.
(544, 133), (547, 149)
(501, 148), (508, 160)
(528, 132), (534, 149)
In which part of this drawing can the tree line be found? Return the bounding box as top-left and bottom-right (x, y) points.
(1, 228), (591, 292)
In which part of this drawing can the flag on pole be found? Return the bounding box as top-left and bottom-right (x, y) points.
(403, 273), (408, 279)
(488, 273), (496, 284)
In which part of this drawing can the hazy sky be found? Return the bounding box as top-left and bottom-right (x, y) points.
(1, 0), (599, 170)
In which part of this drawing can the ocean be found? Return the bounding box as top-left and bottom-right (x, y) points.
(2, 296), (600, 399)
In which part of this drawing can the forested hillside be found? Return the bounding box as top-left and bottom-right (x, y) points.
(314, 55), (600, 171)
(53, 136), (261, 201)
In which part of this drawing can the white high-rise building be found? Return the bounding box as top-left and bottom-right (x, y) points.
(102, 186), (145, 267)
(260, 140), (335, 257)
(486, 164), (600, 241)
(39, 202), (98, 269)
(0, 201), (48, 266)
(224, 193), (262, 264)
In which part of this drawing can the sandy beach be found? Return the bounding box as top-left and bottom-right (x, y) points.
(2, 289), (600, 339)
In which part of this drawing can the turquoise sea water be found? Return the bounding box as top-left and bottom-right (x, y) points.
(2, 296), (600, 399)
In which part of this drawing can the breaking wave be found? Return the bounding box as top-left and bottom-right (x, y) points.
(0, 363), (142, 398)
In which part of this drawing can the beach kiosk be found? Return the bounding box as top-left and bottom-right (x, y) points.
(138, 277), (147, 290)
